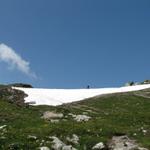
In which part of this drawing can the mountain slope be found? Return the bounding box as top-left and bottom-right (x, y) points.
(0, 87), (150, 149)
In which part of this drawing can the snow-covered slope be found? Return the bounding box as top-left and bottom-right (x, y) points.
(13, 84), (150, 106)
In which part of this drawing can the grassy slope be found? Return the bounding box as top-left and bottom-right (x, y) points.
(0, 89), (150, 149)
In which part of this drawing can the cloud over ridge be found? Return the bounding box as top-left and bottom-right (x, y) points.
(0, 43), (36, 78)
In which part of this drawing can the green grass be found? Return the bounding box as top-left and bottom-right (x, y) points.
(0, 90), (150, 149)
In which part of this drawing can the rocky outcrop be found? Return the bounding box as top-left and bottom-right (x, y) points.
(49, 136), (77, 150)
(107, 135), (148, 150)
(141, 80), (150, 85)
(0, 86), (27, 106)
(91, 135), (149, 150)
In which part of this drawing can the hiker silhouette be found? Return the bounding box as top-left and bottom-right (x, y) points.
(87, 85), (90, 89)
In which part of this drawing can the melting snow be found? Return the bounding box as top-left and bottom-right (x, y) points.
(12, 84), (150, 106)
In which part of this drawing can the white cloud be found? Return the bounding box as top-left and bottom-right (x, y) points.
(0, 43), (37, 78)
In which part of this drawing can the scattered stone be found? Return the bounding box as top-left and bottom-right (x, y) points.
(46, 141), (51, 144)
(62, 145), (77, 150)
(133, 133), (137, 136)
(69, 113), (91, 122)
(8, 143), (20, 149)
(66, 134), (79, 145)
(40, 142), (43, 146)
(73, 115), (91, 122)
(50, 136), (77, 150)
(108, 135), (148, 150)
(68, 113), (76, 117)
(108, 135), (138, 150)
(142, 129), (147, 134)
(62, 119), (68, 121)
(104, 112), (109, 116)
(138, 147), (149, 150)
(42, 111), (63, 120)
(63, 145), (77, 150)
(41, 140), (45, 143)
(27, 135), (37, 140)
(86, 109), (93, 112)
(0, 136), (6, 140)
(39, 139), (46, 146)
(82, 112), (88, 115)
(39, 146), (50, 150)
(50, 136), (65, 150)
(50, 119), (59, 123)
(0, 125), (7, 130)
(36, 139), (40, 143)
(140, 127), (147, 135)
(99, 128), (103, 132)
(92, 142), (105, 149)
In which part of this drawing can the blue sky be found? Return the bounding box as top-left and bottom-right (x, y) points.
(0, 0), (150, 88)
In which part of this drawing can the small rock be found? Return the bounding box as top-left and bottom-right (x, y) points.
(62, 119), (67, 121)
(66, 134), (79, 145)
(99, 128), (103, 132)
(40, 142), (43, 146)
(0, 136), (6, 140)
(41, 140), (45, 142)
(133, 133), (137, 136)
(39, 146), (50, 150)
(92, 142), (105, 149)
(138, 147), (149, 150)
(50, 136), (65, 150)
(50, 119), (59, 123)
(82, 112), (88, 115)
(68, 113), (76, 117)
(62, 145), (77, 150)
(109, 138), (150, 150)
(108, 135), (138, 150)
(142, 130), (147, 134)
(0, 125), (7, 130)
(86, 109), (93, 112)
(50, 136), (77, 150)
(73, 115), (91, 122)
(27, 135), (37, 140)
(42, 111), (63, 120)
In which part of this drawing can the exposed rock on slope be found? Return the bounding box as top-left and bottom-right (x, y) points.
(0, 86), (27, 106)
(73, 114), (91, 122)
(107, 135), (148, 150)
(50, 136), (77, 150)
(92, 142), (105, 149)
(66, 134), (79, 145)
(42, 111), (64, 120)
